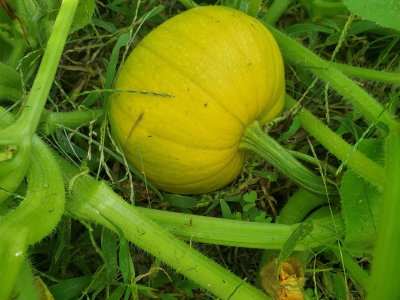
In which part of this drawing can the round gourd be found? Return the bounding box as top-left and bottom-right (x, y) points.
(109, 6), (285, 194)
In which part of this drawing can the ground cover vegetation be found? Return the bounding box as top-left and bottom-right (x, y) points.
(1, 0), (399, 299)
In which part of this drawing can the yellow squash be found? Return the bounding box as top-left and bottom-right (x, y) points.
(109, 6), (285, 194)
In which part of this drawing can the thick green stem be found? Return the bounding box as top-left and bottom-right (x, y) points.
(40, 109), (103, 135)
(287, 149), (337, 175)
(278, 188), (328, 224)
(135, 206), (344, 250)
(0, 0), (78, 144)
(0, 136), (65, 299)
(0, 0), (78, 201)
(265, 25), (398, 130)
(13, 260), (41, 300)
(368, 125), (400, 300)
(0, 137), (31, 202)
(0, 231), (29, 300)
(60, 160), (269, 299)
(262, 0), (293, 25)
(285, 95), (385, 189)
(331, 62), (400, 84)
(0, 110), (28, 202)
(240, 121), (337, 195)
(0, 107), (64, 297)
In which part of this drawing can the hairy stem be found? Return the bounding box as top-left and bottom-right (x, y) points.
(13, 260), (41, 300)
(278, 188), (329, 224)
(135, 206), (344, 250)
(0, 231), (29, 300)
(0, 0), (79, 144)
(40, 108), (103, 135)
(59, 159), (270, 299)
(0, 135), (65, 299)
(240, 121), (337, 196)
(0, 0), (78, 201)
(368, 124), (400, 299)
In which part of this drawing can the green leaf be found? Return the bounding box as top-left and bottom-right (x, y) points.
(300, 0), (348, 19)
(326, 20), (382, 45)
(343, 0), (400, 32)
(242, 202), (256, 212)
(92, 18), (117, 33)
(247, 206), (262, 221)
(55, 130), (87, 158)
(286, 23), (335, 37)
(53, 218), (71, 264)
(252, 170), (278, 182)
(164, 194), (197, 209)
(70, 0), (96, 33)
(0, 62), (22, 100)
(48, 276), (92, 300)
(242, 191), (257, 203)
(254, 211), (270, 223)
(101, 228), (118, 282)
(278, 219), (314, 264)
(340, 139), (383, 253)
(219, 199), (233, 219)
(119, 234), (134, 284)
(322, 271), (348, 299)
(9, 0), (59, 47)
(277, 116), (302, 142)
(105, 33), (130, 89)
(109, 285), (127, 300)
(0, 9), (16, 63)
(334, 115), (364, 140)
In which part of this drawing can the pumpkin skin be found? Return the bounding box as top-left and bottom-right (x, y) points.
(109, 6), (285, 194)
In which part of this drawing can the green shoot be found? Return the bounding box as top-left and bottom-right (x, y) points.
(0, 0), (79, 202)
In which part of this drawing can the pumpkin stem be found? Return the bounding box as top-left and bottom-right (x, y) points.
(59, 154), (270, 300)
(239, 121), (338, 196)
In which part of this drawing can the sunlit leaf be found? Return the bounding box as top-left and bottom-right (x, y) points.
(343, 0), (400, 32)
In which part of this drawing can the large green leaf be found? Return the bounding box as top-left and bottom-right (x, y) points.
(343, 0), (400, 32)
(340, 139), (383, 254)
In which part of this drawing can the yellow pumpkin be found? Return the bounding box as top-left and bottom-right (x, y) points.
(109, 6), (285, 194)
